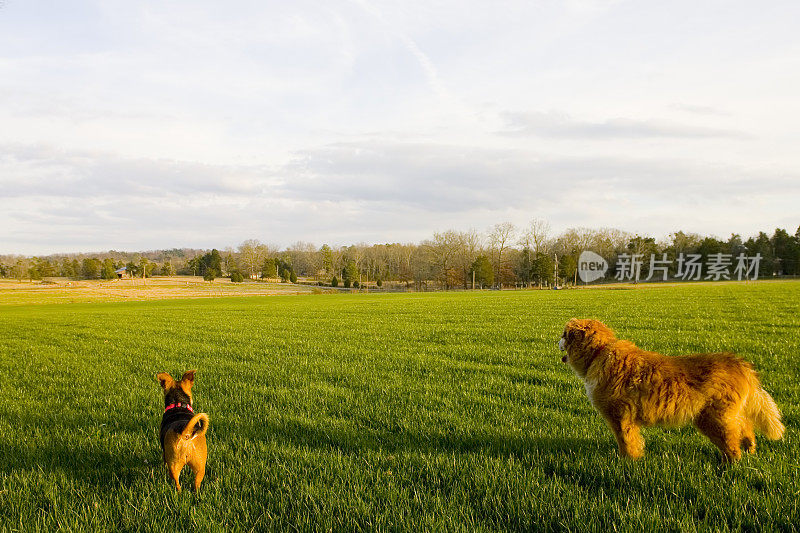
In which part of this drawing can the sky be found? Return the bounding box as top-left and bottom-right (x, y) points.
(1, 0), (799, 255)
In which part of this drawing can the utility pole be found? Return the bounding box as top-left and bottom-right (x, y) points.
(553, 254), (559, 288)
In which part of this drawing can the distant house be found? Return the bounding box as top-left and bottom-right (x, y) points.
(115, 267), (129, 279)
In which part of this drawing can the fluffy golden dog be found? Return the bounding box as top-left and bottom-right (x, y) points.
(559, 319), (784, 461)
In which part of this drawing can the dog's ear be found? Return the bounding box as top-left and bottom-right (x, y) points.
(180, 370), (197, 389)
(156, 372), (175, 390)
(585, 320), (614, 344)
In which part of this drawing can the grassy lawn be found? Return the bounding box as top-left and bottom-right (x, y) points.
(0, 282), (798, 531)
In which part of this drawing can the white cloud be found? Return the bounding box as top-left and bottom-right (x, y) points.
(0, 0), (798, 253)
(2, 139), (797, 254)
(499, 111), (749, 139)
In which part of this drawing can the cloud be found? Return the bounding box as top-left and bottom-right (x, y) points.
(1, 138), (797, 254)
(499, 111), (749, 139)
(668, 103), (729, 116)
(351, 0), (450, 101)
(284, 139), (796, 204)
(0, 143), (278, 198)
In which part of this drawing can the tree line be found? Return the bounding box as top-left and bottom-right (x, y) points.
(1, 221), (798, 288)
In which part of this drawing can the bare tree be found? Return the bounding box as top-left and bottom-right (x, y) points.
(556, 228), (596, 257)
(345, 244), (367, 284)
(286, 241), (317, 276)
(592, 227), (631, 258)
(669, 231), (703, 255)
(519, 218), (551, 257)
(427, 230), (464, 289)
(367, 244), (390, 285)
(398, 244), (415, 288)
(455, 229), (483, 288)
(238, 239), (265, 279)
(330, 246), (345, 279)
(410, 244), (433, 291)
(488, 222), (516, 287)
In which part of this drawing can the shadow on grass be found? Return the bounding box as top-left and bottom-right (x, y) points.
(0, 411), (762, 498)
(0, 438), (152, 489)
(217, 416), (767, 498)
(222, 416), (603, 462)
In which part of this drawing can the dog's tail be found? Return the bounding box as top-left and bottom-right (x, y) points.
(744, 371), (784, 440)
(180, 413), (210, 441)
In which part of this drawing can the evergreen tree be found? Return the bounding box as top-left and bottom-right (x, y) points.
(126, 261), (140, 278)
(696, 236), (725, 259)
(261, 258), (277, 279)
(769, 228), (799, 275)
(27, 265), (42, 281)
(60, 258), (76, 278)
(139, 257), (150, 279)
(470, 256), (494, 288)
(559, 254), (578, 284)
(81, 258), (102, 279)
(343, 260), (358, 285)
(745, 232), (775, 277)
(515, 248), (534, 287)
(187, 256), (201, 276)
(160, 261), (175, 276)
(320, 244), (333, 274)
(101, 258), (117, 280)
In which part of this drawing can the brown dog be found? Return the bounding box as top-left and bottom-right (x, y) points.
(559, 319), (784, 461)
(156, 370), (210, 491)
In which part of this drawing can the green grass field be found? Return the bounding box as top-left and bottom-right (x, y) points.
(1, 282), (798, 531)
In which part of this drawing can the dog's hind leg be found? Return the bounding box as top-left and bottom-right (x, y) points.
(168, 463), (183, 492)
(740, 416), (756, 454)
(188, 440), (207, 493)
(694, 408), (742, 461)
(188, 458), (205, 492)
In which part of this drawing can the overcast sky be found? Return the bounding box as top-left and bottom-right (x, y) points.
(2, 0), (799, 255)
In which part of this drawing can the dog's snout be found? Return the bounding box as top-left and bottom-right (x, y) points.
(558, 337), (566, 351)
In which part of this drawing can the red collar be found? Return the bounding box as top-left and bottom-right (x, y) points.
(164, 402), (193, 413)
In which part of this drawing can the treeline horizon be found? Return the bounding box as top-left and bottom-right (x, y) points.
(2, 221), (799, 288)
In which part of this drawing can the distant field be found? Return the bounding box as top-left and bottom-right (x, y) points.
(0, 282), (798, 531)
(0, 276), (319, 305)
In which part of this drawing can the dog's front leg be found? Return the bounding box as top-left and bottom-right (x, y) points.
(606, 413), (644, 459)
